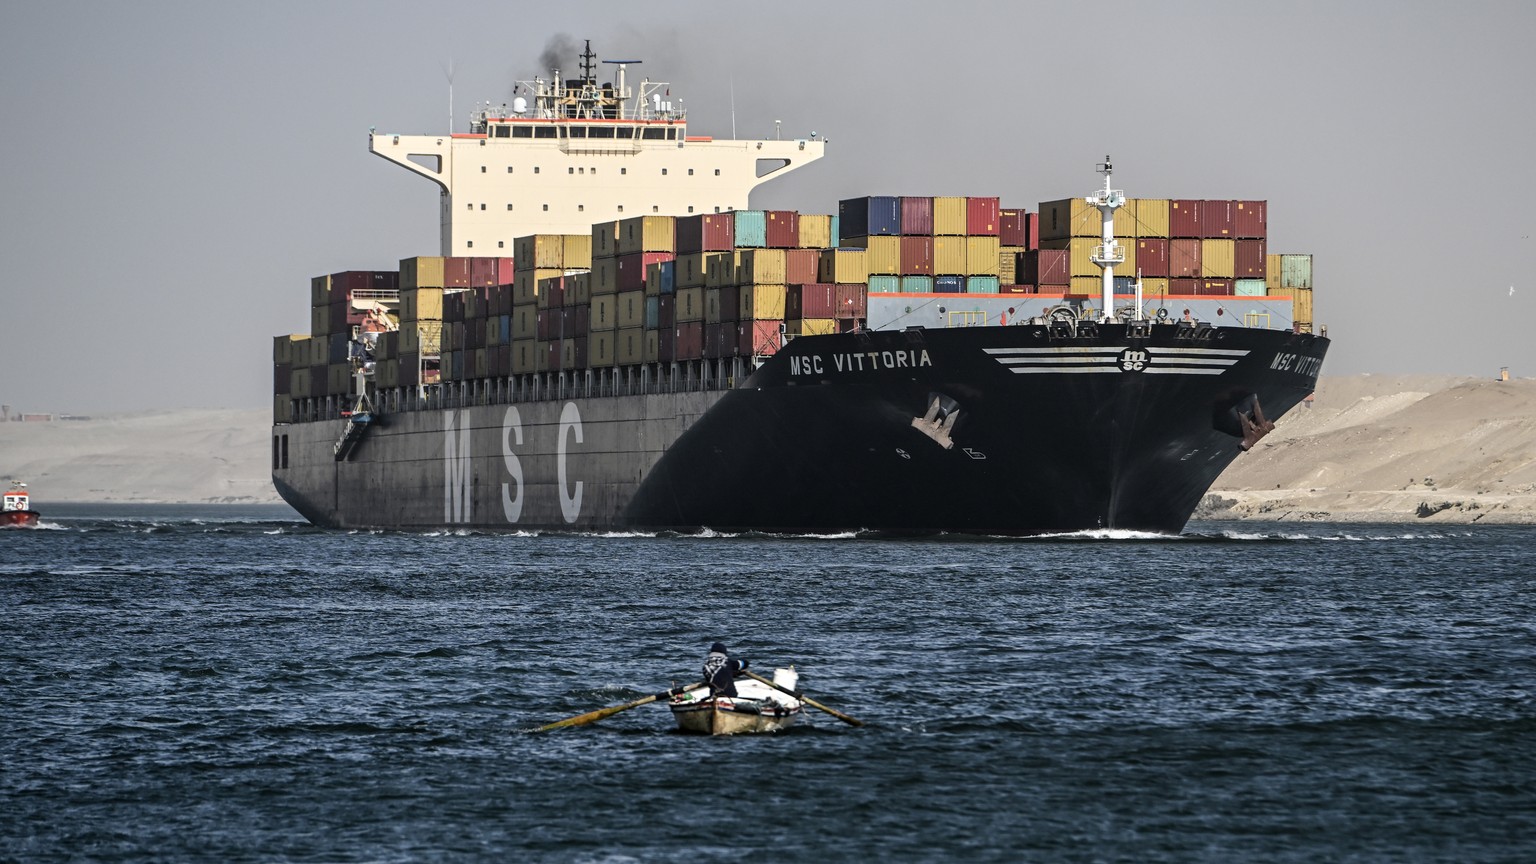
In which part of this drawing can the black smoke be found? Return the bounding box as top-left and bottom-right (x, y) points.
(539, 34), (580, 77)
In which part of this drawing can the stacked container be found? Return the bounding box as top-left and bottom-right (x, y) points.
(841, 196), (1015, 294)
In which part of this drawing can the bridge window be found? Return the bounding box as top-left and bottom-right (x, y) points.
(513, 127), (532, 139)
(642, 128), (667, 140)
(495, 126), (509, 138)
(569, 126), (587, 138)
(534, 127), (557, 139)
(668, 129), (678, 140)
(589, 127), (615, 139)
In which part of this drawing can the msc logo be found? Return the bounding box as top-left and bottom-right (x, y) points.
(1118, 348), (1150, 372)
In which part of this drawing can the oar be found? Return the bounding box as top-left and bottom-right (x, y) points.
(531, 680), (706, 733)
(741, 670), (865, 727)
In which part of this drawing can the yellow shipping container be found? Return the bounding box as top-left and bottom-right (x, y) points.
(590, 257), (619, 295)
(706, 251), (740, 288)
(515, 268), (564, 305)
(1133, 199), (1169, 238)
(514, 235), (567, 269)
(1201, 239), (1236, 278)
(401, 286), (444, 321)
(933, 236), (967, 275)
(798, 214), (833, 248)
(1138, 277), (1170, 296)
(933, 197), (968, 235)
(737, 248), (787, 284)
(589, 331), (615, 368)
(705, 288), (722, 325)
(789, 318), (838, 336)
(509, 306), (535, 341)
(1069, 276), (1103, 296)
(616, 327), (646, 364)
(818, 248), (869, 284)
(531, 341), (551, 373)
(591, 221), (621, 258)
(565, 271), (591, 307)
(846, 236), (900, 275)
(1265, 254), (1282, 291)
(644, 329), (660, 364)
(562, 234), (592, 269)
(273, 334), (306, 364)
(400, 321), (443, 355)
(291, 367), (311, 399)
(590, 294), (618, 331)
(618, 216), (675, 255)
(311, 274), (331, 306)
(536, 275), (566, 309)
(618, 291), (645, 329)
(1268, 286), (1314, 323)
(965, 236), (1001, 276)
(400, 256), (446, 290)
(740, 284), (787, 320)
(999, 247), (1021, 284)
(675, 287), (705, 323)
(676, 253), (710, 288)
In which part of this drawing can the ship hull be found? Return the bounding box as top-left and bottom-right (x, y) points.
(1, 510), (41, 528)
(272, 323), (1328, 535)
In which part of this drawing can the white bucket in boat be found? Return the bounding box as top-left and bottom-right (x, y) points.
(772, 666), (798, 692)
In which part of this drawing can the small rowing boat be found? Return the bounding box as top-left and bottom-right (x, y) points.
(668, 666), (804, 735)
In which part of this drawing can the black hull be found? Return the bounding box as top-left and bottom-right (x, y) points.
(273, 322), (1328, 535)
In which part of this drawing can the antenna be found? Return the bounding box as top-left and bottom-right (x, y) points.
(441, 59), (456, 133)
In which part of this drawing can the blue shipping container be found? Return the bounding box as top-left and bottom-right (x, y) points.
(935, 275), (965, 293)
(645, 296), (660, 329)
(732, 210), (767, 248)
(658, 260), (676, 294)
(839, 196), (900, 240)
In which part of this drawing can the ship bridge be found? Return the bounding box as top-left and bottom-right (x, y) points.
(368, 40), (824, 255)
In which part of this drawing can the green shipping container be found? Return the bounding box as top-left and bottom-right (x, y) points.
(1280, 254), (1313, 289)
(900, 275), (933, 293)
(966, 276), (1001, 293)
(1235, 278), (1267, 296)
(868, 275), (902, 293)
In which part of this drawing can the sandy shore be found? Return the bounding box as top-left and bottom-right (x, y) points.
(4, 376), (1533, 523)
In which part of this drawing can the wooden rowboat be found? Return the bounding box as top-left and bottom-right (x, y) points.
(668, 667), (804, 735)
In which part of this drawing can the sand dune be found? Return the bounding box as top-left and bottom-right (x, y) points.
(5, 375), (1533, 523)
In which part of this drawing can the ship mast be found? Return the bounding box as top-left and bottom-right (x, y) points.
(1087, 155), (1125, 323)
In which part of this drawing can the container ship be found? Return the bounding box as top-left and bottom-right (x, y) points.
(270, 41), (1328, 535)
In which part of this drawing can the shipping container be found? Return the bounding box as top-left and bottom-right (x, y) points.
(933, 235), (967, 275)
(867, 275), (901, 293)
(1234, 238), (1266, 278)
(1135, 238), (1171, 278)
(966, 276), (1001, 293)
(789, 283), (839, 318)
(1000, 209), (1027, 247)
(1280, 254), (1313, 289)
(933, 196), (967, 235)
(617, 290), (646, 330)
(737, 248), (788, 284)
(310, 274), (331, 307)
(1265, 254), (1282, 291)
(739, 283), (787, 320)
(835, 284), (867, 319)
(590, 294), (618, 332)
(617, 252), (674, 292)
(1138, 277), (1170, 295)
(590, 331), (615, 368)
(818, 248), (868, 284)
(765, 210), (800, 248)
(1202, 200), (1235, 238)
(705, 251), (739, 288)
(674, 321), (705, 361)
(1235, 278), (1267, 296)
(273, 334), (305, 365)
(785, 248), (820, 285)
(935, 275), (965, 293)
(515, 234), (568, 269)
(965, 236), (1001, 276)
(1267, 285), (1314, 322)
(1197, 279), (1234, 296)
(966, 197), (1000, 236)
(732, 210), (768, 248)
(738, 320), (783, 357)
(272, 363), (292, 395)
(1133, 198), (1170, 238)
(676, 252), (709, 288)
(443, 257), (472, 288)
(1040, 238), (1097, 279)
(618, 215), (676, 255)
(716, 285), (741, 322)
(591, 220), (621, 258)
(998, 247), (1021, 285)
(1069, 276), (1101, 295)
(1169, 239), (1203, 278)
(645, 259), (676, 296)
(798, 214), (833, 249)
(400, 256), (446, 291)
(1234, 200), (1266, 239)
(788, 318), (838, 337)
(1200, 239), (1236, 278)
(563, 234), (592, 269)
(899, 236), (934, 275)
(1022, 248), (1070, 286)
(675, 213), (734, 254)
(1039, 198), (1106, 241)
(675, 286), (705, 323)
(839, 196), (900, 238)
(516, 267), (565, 304)
(535, 275), (565, 310)
(900, 196), (933, 235)
(847, 235), (901, 275)
(1169, 200), (1201, 238)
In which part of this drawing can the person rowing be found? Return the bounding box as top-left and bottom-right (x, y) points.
(702, 642), (748, 698)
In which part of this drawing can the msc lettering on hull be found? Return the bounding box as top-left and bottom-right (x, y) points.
(789, 349), (933, 376)
(443, 403), (585, 526)
(1269, 352), (1324, 379)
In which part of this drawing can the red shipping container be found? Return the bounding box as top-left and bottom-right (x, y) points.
(496, 257), (515, 286)
(966, 197), (1000, 235)
(1234, 238), (1266, 278)
(537, 309), (556, 341)
(785, 249), (820, 285)
(1197, 279), (1233, 296)
(900, 236), (934, 275)
(617, 252), (674, 292)
(444, 257), (472, 287)
(1169, 200), (1202, 238)
(835, 283), (867, 319)
(658, 294), (676, 329)
(1002, 284), (1036, 294)
(657, 325), (676, 362)
(1169, 239), (1203, 278)
(1024, 212), (1039, 250)
(569, 337), (588, 369)
(791, 283), (839, 318)
(571, 305), (590, 335)
(738, 320), (783, 357)
(546, 341), (563, 371)
(1135, 238), (1171, 278)
(900, 196), (933, 235)
(471, 257), (498, 287)
(675, 213), (735, 254)
(765, 210), (800, 248)
(1202, 200), (1235, 238)
(717, 285), (741, 322)
(1000, 209), (1026, 247)
(1234, 201), (1266, 239)
(1023, 248), (1069, 286)
(675, 322), (704, 360)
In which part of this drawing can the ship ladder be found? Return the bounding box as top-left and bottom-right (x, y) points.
(333, 412), (372, 461)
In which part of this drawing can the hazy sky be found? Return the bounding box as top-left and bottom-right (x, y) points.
(3, 0), (1534, 413)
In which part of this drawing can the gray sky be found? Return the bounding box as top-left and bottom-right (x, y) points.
(3, 0), (1534, 413)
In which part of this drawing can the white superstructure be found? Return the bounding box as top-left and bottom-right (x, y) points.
(369, 40), (825, 255)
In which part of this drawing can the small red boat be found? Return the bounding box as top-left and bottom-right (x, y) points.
(2, 482), (41, 527)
